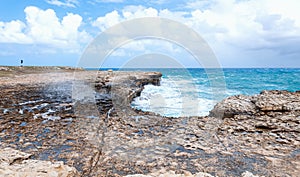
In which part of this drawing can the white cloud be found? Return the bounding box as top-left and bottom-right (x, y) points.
(45, 0), (79, 8)
(92, 6), (159, 31)
(2, 0), (299, 66)
(25, 6), (84, 47)
(90, 0), (300, 67)
(122, 6), (158, 19)
(92, 10), (121, 31)
(264, 0), (300, 27)
(185, 0), (216, 10)
(110, 39), (182, 57)
(158, 9), (187, 21)
(0, 6), (91, 53)
(92, 6), (182, 59)
(186, 0), (300, 51)
(0, 20), (32, 43)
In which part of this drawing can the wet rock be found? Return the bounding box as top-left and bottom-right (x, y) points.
(94, 71), (162, 115)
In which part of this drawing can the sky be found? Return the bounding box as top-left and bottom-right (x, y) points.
(0, 0), (300, 68)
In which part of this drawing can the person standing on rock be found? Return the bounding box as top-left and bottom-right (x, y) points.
(20, 59), (23, 67)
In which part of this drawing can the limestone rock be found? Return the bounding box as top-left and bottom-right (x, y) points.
(1, 69), (299, 176)
(255, 90), (300, 111)
(0, 147), (78, 177)
(0, 147), (32, 164)
(209, 90), (300, 118)
(125, 171), (263, 177)
(241, 171), (264, 177)
(125, 170), (215, 177)
(209, 95), (256, 118)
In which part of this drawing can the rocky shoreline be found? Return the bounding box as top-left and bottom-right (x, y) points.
(0, 67), (299, 177)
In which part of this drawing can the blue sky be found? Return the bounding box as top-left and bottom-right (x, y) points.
(0, 0), (300, 68)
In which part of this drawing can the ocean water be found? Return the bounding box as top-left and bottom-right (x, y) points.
(129, 68), (300, 117)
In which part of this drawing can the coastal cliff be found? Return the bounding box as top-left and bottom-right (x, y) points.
(0, 67), (299, 177)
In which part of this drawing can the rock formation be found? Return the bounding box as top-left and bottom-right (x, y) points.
(0, 68), (299, 177)
(0, 147), (78, 177)
(209, 90), (300, 118)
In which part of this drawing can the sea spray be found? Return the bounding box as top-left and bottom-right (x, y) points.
(131, 68), (300, 117)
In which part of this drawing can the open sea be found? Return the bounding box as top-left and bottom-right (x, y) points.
(99, 68), (300, 117)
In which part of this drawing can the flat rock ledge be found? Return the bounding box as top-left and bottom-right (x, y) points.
(0, 145), (260, 177)
(0, 147), (78, 177)
(209, 90), (300, 118)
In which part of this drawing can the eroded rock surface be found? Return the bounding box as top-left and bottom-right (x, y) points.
(125, 170), (261, 177)
(209, 95), (257, 118)
(0, 147), (78, 177)
(0, 69), (299, 177)
(210, 90), (300, 118)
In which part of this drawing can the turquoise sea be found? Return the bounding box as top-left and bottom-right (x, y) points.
(129, 68), (300, 117)
(97, 68), (300, 117)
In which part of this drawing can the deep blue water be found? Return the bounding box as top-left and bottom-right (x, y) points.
(96, 68), (300, 117)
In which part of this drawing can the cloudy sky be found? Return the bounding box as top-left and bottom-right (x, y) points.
(0, 0), (300, 68)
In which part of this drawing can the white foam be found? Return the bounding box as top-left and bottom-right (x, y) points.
(19, 99), (44, 105)
(131, 78), (217, 117)
(33, 109), (61, 121)
(18, 109), (23, 115)
(31, 103), (49, 110)
(3, 109), (9, 114)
